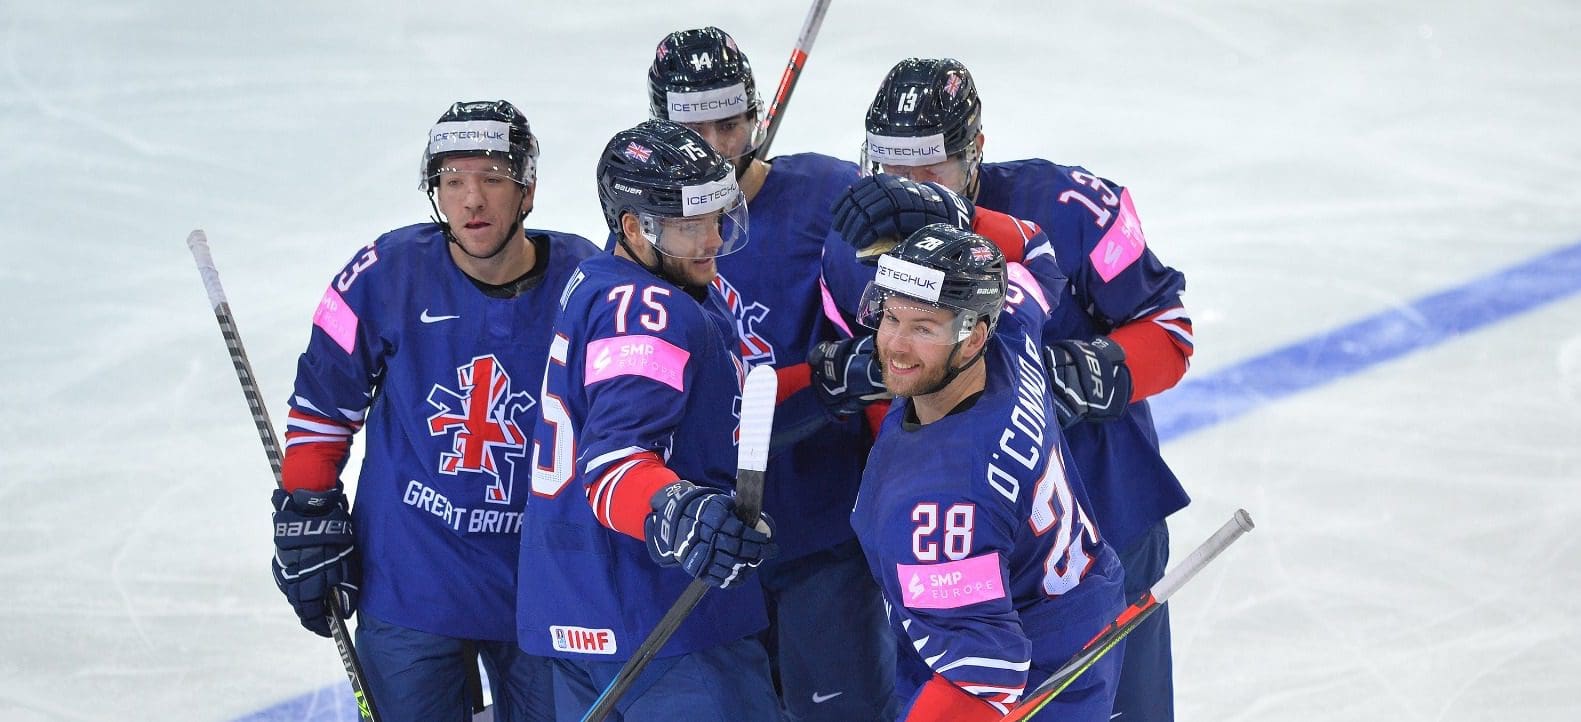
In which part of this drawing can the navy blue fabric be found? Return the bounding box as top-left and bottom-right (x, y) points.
(356, 611), (554, 722)
(1110, 521), (1173, 722)
(547, 636), (777, 721)
(759, 539), (898, 722)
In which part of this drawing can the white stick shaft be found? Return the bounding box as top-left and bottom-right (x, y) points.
(1152, 509), (1255, 602)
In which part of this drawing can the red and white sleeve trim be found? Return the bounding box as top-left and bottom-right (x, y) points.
(1111, 305), (1195, 402)
(586, 450), (680, 540)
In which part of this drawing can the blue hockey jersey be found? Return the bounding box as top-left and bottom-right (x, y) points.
(851, 265), (1123, 715)
(713, 152), (872, 563)
(284, 223), (596, 641)
(976, 160), (1193, 550)
(517, 252), (767, 660)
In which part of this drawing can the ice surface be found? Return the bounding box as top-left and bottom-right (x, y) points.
(1, 1), (1578, 720)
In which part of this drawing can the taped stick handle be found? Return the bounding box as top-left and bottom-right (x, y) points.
(187, 229), (228, 311)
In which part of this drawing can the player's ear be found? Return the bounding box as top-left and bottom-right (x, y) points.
(974, 131), (985, 156)
(963, 318), (990, 358)
(519, 181), (537, 216)
(620, 212), (652, 256)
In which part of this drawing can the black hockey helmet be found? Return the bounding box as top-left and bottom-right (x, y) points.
(857, 223), (1006, 342)
(420, 100), (539, 191)
(862, 59), (983, 189)
(596, 119), (748, 259)
(648, 27), (762, 124)
(649, 27), (765, 169)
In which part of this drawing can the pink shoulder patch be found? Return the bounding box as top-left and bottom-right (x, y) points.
(1088, 188), (1148, 282)
(312, 286), (358, 355)
(584, 335), (689, 392)
(1006, 263), (1051, 313)
(896, 552), (1006, 610)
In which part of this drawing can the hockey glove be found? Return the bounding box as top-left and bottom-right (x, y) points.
(831, 174), (974, 258)
(808, 335), (890, 418)
(1045, 336), (1133, 427)
(645, 482), (778, 589)
(271, 485), (360, 637)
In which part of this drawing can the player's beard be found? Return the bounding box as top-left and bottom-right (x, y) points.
(657, 252), (717, 291)
(876, 343), (954, 399)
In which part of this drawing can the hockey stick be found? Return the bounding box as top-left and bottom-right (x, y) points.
(754, 0), (833, 160)
(581, 364), (779, 722)
(1000, 509), (1256, 721)
(187, 229), (383, 722)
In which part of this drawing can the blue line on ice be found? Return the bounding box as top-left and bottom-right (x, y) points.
(1151, 239), (1581, 442)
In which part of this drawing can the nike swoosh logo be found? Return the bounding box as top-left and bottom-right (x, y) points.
(420, 309), (460, 323)
(811, 691), (843, 704)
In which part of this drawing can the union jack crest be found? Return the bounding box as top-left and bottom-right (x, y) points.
(710, 272), (776, 365)
(624, 142), (653, 163)
(656, 41), (669, 60)
(970, 245), (995, 262)
(426, 354), (533, 505)
(943, 72), (963, 98)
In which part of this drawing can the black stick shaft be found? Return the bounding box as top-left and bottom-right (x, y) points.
(187, 229), (383, 722)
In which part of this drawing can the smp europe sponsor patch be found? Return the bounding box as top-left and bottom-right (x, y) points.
(896, 552), (1006, 610)
(313, 286), (358, 354)
(1089, 188), (1148, 282)
(583, 334), (689, 392)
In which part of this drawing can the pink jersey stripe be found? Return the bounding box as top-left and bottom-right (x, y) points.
(583, 335), (689, 392)
(896, 552), (1006, 610)
(1088, 188), (1148, 283)
(312, 286), (359, 355)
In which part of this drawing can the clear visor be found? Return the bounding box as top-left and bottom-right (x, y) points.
(639, 194), (749, 260)
(679, 113), (764, 166)
(856, 284), (981, 345)
(428, 160), (520, 187)
(859, 148), (975, 197)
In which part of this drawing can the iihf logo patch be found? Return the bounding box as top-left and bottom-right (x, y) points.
(426, 354), (534, 505)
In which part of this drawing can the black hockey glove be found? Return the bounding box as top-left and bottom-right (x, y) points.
(271, 485), (360, 637)
(1046, 336), (1133, 427)
(808, 335), (890, 418)
(831, 174), (974, 258)
(645, 482), (778, 590)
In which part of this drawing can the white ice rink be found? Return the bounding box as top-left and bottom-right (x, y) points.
(3, 1), (1579, 720)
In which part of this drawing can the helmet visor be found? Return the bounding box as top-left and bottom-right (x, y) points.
(677, 113), (764, 167)
(860, 132), (975, 194)
(857, 285), (981, 345)
(428, 158), (520, 189)
(640, 181), (749, 260)
(421, 117), (534, 189)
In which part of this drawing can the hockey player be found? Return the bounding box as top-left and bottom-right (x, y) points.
(269, 100), (597, 721)
(644, 26), (897, 721)
(851, 223), (1124, 721)
(515, 119), (780, 720)
(843, 58), (1197, 721)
